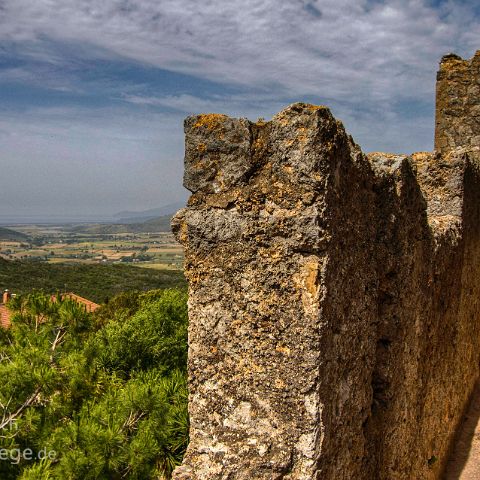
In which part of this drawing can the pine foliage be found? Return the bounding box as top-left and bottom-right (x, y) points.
(0, 289), (189, 479)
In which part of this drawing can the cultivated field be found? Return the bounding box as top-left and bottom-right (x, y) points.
(0, 224), (184, 270)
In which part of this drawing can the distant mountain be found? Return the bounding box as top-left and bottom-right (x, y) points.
(138, 215), (174, 232)
(71, 214), (174, 235)
(114, 202), (185, 224)
(0, 227), (30, 242)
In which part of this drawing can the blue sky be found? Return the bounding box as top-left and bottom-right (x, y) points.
(0, 0), (479, 218)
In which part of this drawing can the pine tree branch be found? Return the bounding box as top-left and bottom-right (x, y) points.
(0, 386), (41, 431)
(49, 327), (66, 363)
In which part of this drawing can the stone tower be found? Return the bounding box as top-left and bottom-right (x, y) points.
(435, 51), (480, 153)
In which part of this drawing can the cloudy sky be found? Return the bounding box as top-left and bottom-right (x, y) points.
(0, 0), (479, 220)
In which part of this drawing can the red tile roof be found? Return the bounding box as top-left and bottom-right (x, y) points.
(62, 293), (100, 313)
(0, 292), (100, 329)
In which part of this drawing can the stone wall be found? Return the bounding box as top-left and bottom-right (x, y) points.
(435, 51), (480, 153)
(172, 52), (480, 479)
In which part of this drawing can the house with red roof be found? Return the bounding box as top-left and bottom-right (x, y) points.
(58, 293), (100, 313)
(0, 290), (100, 329)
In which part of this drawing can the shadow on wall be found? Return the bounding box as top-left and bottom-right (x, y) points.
(444, 381), (480, 479)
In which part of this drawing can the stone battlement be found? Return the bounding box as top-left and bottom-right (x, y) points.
(172, 52), (480, 479)
(435, 50), (480, 153)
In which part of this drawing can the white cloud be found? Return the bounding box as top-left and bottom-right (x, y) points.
(122, 92), (279, 116)
(1, 0), (478, 103)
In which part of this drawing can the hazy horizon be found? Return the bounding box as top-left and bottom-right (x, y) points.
(1, 0), (479, 217)
(0, 200), (187, 225)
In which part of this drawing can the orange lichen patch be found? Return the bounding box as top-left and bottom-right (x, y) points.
(411, 151), (433, 161)
(439, 56), (468, 74)
(194, 113), (228, 130)
(303, 260), (319, 298)
(297, 127), (308, 143)
(253, 136), (267, 152)
(368, 151), (404, 159)
(177, 221), (189, 245)
(275, 378), (286, 389)
(275, 345), (291, 355)
(197, 143), (207, 152)
(277, 116), (291, 127)
(305, 104), (328, 111)
(411, 152), (435, 170)
(241, 358), (265, 374)
(205, 191), (237, 208)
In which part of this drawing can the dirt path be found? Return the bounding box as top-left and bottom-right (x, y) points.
(443, 383), (480, 479)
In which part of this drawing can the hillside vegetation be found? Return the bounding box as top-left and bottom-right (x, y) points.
(0, 227), (29, 242)
(70, 214), (173, 234)
(0, 259), (185, 303)
(115, 201), (185, 223)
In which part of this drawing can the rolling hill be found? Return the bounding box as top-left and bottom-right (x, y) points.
(0, 258), (185, 303)
(0, 227), (30, 242)
(114, 201), (185, 223)
(70, 214), (174, 234)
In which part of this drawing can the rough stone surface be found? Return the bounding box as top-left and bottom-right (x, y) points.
(435, 50), (480, 153)
(172, 52), (480, 480)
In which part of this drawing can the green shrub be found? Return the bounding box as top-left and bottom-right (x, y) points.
(0, 289), (189, 479)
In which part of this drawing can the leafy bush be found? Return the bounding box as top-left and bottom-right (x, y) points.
(0, 289), (189, 479)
